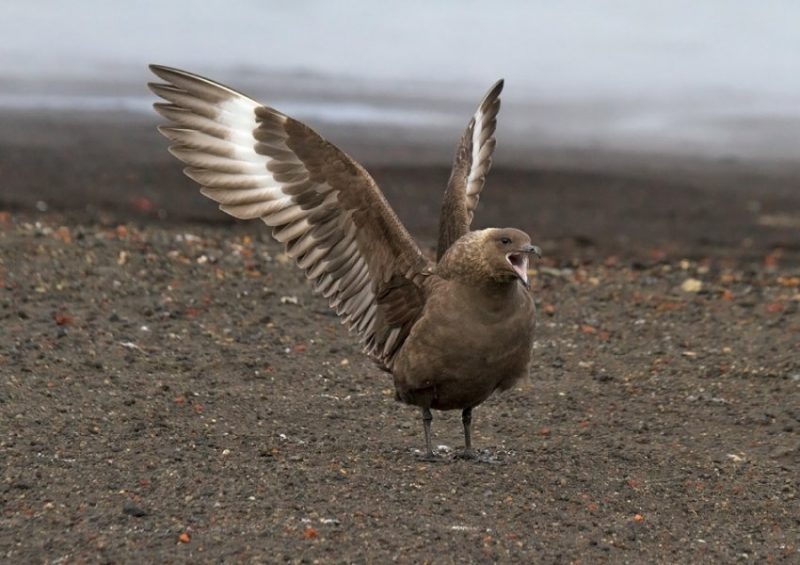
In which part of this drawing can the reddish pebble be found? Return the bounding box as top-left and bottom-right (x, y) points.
(53, 312), (73, 326)
(766, 301), (785, 314)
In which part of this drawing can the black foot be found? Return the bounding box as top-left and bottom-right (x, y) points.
(453, 449), (478, 460)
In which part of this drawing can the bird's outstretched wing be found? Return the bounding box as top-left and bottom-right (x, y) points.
(436, 79), (503, 260)
(148, 65), (431, 367)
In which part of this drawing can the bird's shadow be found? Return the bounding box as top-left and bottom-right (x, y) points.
(411, 446), (513, 465)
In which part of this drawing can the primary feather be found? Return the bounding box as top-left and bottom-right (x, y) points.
(436, 79), (503, 260)
(149, 65), (431, 367)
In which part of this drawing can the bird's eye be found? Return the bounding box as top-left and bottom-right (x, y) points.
(500, 237), (511, 245)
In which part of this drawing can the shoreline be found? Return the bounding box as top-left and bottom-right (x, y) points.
(2, 69), (800, 162)
(1, 108), (798, 266)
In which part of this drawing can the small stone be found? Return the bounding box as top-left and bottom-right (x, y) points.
(681, 278), (703, 293)
(122, 503), (148, 517)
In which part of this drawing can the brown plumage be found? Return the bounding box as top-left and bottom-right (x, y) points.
(148, 65), (541, 459)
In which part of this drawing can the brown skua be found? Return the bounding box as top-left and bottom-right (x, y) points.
(149, 65), (540, 459)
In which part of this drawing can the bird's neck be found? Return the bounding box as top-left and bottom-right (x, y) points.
(452, 277), (523, 303)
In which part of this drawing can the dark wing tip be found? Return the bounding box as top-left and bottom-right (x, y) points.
(146, 81), (165, 96)
(148, 64), (258, 105)
(478, 79), (504, 114)
(149, 64), (195, 78)
(148, 64), (209, 85)
(148, 64), (200, 83)
(148, 64), (179, 80)
(488, 79), (504, 99)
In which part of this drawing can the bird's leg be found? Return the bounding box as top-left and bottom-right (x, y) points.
(419, 407), (436, 460)
(455, 407), (477, 460)
(462, 407), (473, 453)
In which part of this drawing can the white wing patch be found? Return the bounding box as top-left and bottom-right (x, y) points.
(463, 80), (502, 223)
(148, 65), (424, 361)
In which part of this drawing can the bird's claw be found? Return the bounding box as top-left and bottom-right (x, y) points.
(415, 451), (443, 463)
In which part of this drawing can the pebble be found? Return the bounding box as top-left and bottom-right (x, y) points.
(681, 278), (703, 293)
(122, 503), (148, 517)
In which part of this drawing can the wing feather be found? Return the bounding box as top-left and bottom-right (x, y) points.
(436, 79), (503, 260)
(149, 65), (431, 367)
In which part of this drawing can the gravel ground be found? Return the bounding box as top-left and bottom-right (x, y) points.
(2, 214), (798, 562)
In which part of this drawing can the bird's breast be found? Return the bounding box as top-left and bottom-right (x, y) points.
(393, 281), (535, 391)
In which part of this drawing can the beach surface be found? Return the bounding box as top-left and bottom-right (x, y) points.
(1, 106), (799, 561)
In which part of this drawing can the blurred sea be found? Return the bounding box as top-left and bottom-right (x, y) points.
(1, 0), (798, 160)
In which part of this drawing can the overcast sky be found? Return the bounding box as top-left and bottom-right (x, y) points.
(2, 0), (799, 100)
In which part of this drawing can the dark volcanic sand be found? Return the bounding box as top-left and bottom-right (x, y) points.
(1, 111), (799, 562)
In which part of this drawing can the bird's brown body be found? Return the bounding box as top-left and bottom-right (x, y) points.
(148, 65), (540, 459)
(394, 256), (536, 412)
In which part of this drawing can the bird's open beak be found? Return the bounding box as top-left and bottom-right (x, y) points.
(506, 244), (541, 290)
(522, 244), (542, 258)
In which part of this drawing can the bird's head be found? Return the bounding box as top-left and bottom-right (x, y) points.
(438, 228), (541, 289)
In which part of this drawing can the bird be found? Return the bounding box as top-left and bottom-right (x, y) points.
(148, 65), (540, 460)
